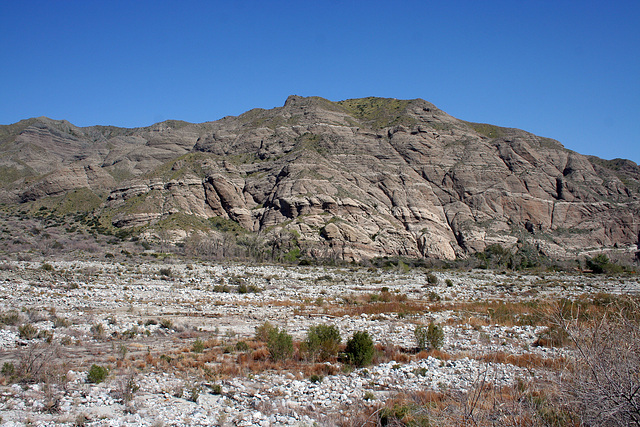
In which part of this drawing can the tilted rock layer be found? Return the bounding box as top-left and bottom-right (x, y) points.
(1, 96), (639, 261)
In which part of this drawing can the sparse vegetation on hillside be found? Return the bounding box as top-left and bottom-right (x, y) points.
(338, 97), (416, 129)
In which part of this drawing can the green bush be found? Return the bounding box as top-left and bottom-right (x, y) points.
(415, 322), (445, 350)
(414, 325), (429, 350)
(267, 327), (294, 362)
(426, 273), (438, 285)
(87, 364), (109, 384)
(586, 254), (623, 274)
(235, 341), (250, 352)
(192, 338), (205, 353)
(427, 291), (441, 302)
(345, 330), (374, 367)
(1, 362), (15, 376)
(379, 403), (430, 426)
(309, 374), (323, 383)
(426, 322), (444, 350)
(303, 324), (341, 361)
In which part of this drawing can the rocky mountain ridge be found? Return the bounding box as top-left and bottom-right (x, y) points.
(1, 96), (639, 261)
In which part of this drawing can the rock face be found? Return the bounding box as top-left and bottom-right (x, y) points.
(1, 96), (639, 261)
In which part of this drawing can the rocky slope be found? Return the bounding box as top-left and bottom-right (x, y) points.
(1, 96), (639, 261)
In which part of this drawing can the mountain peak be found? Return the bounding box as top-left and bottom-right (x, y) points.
(1, 97), (638, 263)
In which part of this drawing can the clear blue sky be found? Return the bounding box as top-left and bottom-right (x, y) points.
(1, 1), (639, 163)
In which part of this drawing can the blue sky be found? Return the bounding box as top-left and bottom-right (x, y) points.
(1, 1), (639, 163)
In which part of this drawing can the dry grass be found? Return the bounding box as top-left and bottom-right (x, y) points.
(327, 300), (428, 317)
(337, 380), (579, 427)
(430, 300), (550, 327)
(415, 349), (453, 361)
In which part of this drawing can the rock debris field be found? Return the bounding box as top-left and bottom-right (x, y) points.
(0, 260), (638, 426)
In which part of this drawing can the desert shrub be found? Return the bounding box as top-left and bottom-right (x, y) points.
(363, 390), (376, 401)
(192, 338), (205, 353)
(345, 330), (374, 367)
(379, 403), (430, 426)
(267, 327), (294, 362)
(87, 364), (109, 384)
(585, 254), (623, 274)
(41, 263), (54, 271)
(53, 317), (71, 328)
(426, 273), (438, 285)
(414, 325), (429, 351)
(254, 321), (275, 343)
(90, 323), (105, 339)
(415, 322), (445, 351)
(0, 311), (21, 326)
(188, 383), (202, 402)
(309, 374), (323, 383)
(235, 341), (250, 352)
(426, 322), (444, 350)
(237, 283), (261, 294)
(119, 373), (139, 406)
(1, 362), (15, 376)
(18, 323), (38, 340)
(159, 318), (173, 330)
(303, 324), (341, 362)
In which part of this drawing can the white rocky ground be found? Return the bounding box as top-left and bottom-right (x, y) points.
(0, 260), (638, 426)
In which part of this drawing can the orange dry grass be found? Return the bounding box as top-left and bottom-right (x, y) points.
(300, 362), (341, 377)
(144, 352), (156, 367)
(476, 351), (567, 370)
(416, 349), (453, 361)
(373, 344), (412, 364)
(328, 300), (428, 317)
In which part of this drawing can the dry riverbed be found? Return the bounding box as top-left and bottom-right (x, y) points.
(0, 260), (638, 426)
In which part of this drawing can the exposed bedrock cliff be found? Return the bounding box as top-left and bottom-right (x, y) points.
(2, 96), (639, 261)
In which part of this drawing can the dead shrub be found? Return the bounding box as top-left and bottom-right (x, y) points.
(14, 343), (64, 384)
(555, 296), (640, 426)
(144, 352), (156, 366)
(337, 380), (576, 427)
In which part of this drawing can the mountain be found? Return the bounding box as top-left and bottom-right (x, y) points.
(1, 96), (639, 262)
